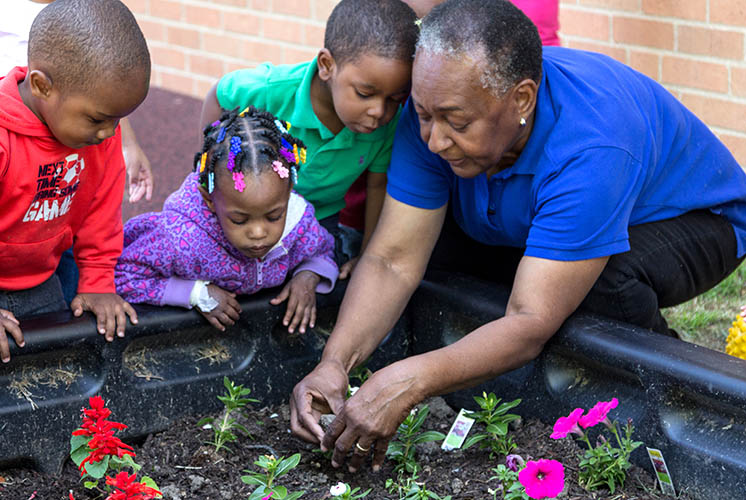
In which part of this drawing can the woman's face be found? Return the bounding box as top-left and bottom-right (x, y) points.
(411, 50), (535, 178)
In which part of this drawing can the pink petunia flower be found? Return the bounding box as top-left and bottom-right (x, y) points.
(578, 398), (619, 429)
(518, 459), (565, 499)
(506, 454), (525, 472)
(550, 408), (584, 439)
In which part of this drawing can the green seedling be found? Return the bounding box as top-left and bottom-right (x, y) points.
(197, 376), (258, 454)
(386, 405), (445, 475)
(463, 392), (521, 458)
(242, 453), (305, 500)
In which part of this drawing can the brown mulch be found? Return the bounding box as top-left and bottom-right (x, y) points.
(0, 397), (692, 500)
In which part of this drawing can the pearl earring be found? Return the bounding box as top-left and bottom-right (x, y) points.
(519, 117), (527, 127)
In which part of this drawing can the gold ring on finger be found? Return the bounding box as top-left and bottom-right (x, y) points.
(355, 442), (370, 453)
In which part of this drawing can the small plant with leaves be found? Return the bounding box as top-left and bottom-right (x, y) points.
(463, 392), (521, 458)
(241, 453), (305, 500)
(69, 396), (161, 499)
(550, 398), (642, 493)
(385, 471), (452, 500)
(489, 455), (530, 500)
(329, 481), (371, 498)
(197, 376), (258, 454)
(386, 404), (446, 474)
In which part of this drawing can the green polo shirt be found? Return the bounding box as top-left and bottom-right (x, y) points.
(216, 59), (399, 221)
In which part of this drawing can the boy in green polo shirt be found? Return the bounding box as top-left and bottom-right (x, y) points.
(199, 0), (417, 278)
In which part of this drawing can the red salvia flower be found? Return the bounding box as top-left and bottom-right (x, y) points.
(104, 472), (161, 500)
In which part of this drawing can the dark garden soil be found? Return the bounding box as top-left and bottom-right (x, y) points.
(1, 397), (694, 500)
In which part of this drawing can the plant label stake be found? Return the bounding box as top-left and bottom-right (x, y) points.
(442, 409), (475, 451)
(646, 447), (676, 496)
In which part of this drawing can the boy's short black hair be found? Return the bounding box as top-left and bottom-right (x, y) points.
(28, 0), (150, 94)
(324, 0), (418, 66)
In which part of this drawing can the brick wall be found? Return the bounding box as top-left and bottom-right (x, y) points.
(122, 0), (746, 165)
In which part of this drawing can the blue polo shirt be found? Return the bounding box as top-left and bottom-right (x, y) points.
(387, 46), (746, 261)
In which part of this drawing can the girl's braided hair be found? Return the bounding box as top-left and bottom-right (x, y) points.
(194, 106), (307, 193)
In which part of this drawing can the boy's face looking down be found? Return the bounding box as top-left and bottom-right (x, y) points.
(22, 69), (149, 149)
(317, 51), (411, 135)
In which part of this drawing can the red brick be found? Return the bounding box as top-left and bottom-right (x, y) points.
(137, 19), (165, 42)
(167, 26), (201, 49)
(677, 26), (743, 60)
(284, 47), (319, 65)
(150, 46), (186, 70)
(662, 56), (728, 93)
(204, 33), (244, 59)
(185, 5), (222, 28)
(711, 0), (746, 27)
(642, 0), (705, 20)
(718, 134), (746, 168)
(306, 24), (325, 48)
(189, 54), (225, 78)
(680, 93), (746, 132)
(559, 8), (610, 41)
(224, 12), (262, 36)
(733, 67), (746, 98)
(613, 17), (674, 50)
(313, 0), (338, 21)
(196, 79), (218, 101)
(564, 40), (627, 63)
(250, 0), (272, 11)
(577, 0), (640, 11)
(263, 17), (306, 45)
(628, 50), (659, 80)
(150, 0), (182, 21)
(274, 0), (312, 18)
(159, 71), (196, 97)
(210, 0), (248, 6)
(242, 40), (283, 64)
(121, 0), (147, 15)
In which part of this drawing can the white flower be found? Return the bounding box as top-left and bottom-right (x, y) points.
(330, 482), (348, 496)
(348, 386), (359, 396)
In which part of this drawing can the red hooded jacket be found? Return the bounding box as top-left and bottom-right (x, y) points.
(0, 66), (125, 293)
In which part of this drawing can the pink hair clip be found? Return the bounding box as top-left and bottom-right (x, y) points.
(272, 160), (289, 179)
(232, 171), (246, 192)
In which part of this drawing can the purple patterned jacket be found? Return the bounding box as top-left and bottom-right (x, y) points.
(115, 173), (338, 307)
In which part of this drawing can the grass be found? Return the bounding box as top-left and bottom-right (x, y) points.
(661, 261), (746, 352)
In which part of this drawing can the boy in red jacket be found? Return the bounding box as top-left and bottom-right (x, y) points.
(0, 0), (150, 362)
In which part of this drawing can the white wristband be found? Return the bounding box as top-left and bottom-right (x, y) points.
(189, 280), (219, 312)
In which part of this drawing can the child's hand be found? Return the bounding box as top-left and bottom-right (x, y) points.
(339, 256), (360, 280)
(270, 271), (321, 334)
(197, 285), (241, 331)
(71, 293), (138, 342)
(0, 308), (23, 363)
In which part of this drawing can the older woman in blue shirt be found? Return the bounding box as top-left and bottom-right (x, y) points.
(290, 0), (746, 473)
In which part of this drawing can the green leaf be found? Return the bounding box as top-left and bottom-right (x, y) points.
(241, 475), (267, 486)
(70, 445), (90, 467)
(83, 455), (110, 479)
(275, 453), (301, 477)
(83, 479), (99, 489)
(196, 417), (214, 427)
(463, 434), (487, 449)
(486, 422), (508, 436)
(413, 431), (446, 444)
(271, 485), (288, 498)
(70, 434), (91, 455)
(248, 486), (269, 500)
(141, 475), (161, 494)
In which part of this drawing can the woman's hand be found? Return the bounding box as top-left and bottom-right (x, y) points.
(322, 360), (424, 473)
(197, 285), (241, 331)
(290, 358), (349, 443)
(270, 270), (320, 334)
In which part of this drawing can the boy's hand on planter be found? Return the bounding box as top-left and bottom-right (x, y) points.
(0, 308), (23, 363)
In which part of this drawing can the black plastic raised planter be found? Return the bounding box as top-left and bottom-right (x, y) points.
(2, 271), (746, 500)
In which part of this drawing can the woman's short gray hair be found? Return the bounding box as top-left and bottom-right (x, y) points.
(416, 0), (542, 97)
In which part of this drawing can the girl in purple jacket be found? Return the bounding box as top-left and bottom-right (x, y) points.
(115, 106), (338, 334)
